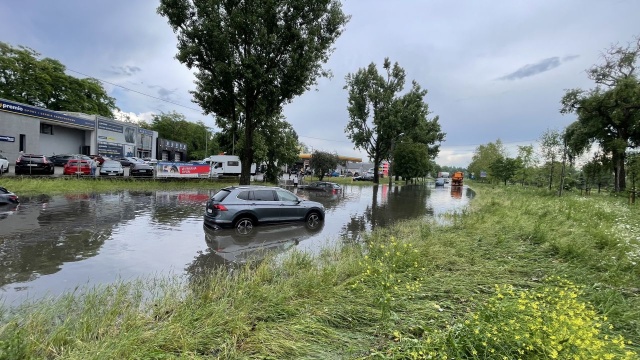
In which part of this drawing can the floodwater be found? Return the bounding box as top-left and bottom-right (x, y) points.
(0, 183), (474, 306)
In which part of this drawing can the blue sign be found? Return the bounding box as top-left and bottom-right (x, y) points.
(98, 142), (123, 157)
(98, 120), (124, 133)
(0, 98), (95, 128)
(138, 128), (154, 136)
(0, 135), (15, 142)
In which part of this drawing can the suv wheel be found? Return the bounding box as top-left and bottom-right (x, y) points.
(234, 217), (255, 234)
(306, 211), (321, 229)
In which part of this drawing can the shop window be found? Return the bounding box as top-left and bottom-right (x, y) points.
(40, 124), (54, 135)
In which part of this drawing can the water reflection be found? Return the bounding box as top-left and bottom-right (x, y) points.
(0, 185), (473, 306)
(188, 222), (325, 277)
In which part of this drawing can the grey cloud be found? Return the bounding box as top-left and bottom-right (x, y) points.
(562, 54), (580, 62)
(498, 54), (580, 81)
(499, 57), (561, 80)
(106, 65), (142, 77)
(148, 85), (178, 101)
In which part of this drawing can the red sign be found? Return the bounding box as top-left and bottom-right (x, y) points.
(178, 165), (210, 175)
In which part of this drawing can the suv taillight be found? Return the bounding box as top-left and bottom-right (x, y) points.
(43, 157), (49, 164)
(16, 156), (22, 164)
(213, 204), (228, 211)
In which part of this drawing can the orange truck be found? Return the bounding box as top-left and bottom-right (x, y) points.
(451, 171), (464, 186)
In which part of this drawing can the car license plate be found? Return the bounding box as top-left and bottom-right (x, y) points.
(139, 170), (146, 172)
(108, 173), (116, 176)
(27, 164), (37, 167)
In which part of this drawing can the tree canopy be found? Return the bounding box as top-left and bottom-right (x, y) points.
(309, 150), (338, 181)
(344, 58), (444, 184)
(158, 0), (349, 185)
(393, 141), (430, 182)
(142, 111), (219, 160)
(561, 36), (640, 191)
(490, 157), (520, 186)
(0, 42), (116, 117)
(467, 139), (506, 182)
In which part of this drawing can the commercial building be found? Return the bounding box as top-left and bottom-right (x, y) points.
(0, 98), (171, 164)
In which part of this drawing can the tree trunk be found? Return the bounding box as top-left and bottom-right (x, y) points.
(373, 156), (380, 184)
(612, 153), (627, 192)
(239, 113), (254, 185)
(548, 160), (554, 190)
(558, 143), (567, 197)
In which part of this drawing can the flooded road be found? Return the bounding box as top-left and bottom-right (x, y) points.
(0, 184), (474, 306)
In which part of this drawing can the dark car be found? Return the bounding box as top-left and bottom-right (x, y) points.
(15, 154), (55, 175)
(130, 162), (154, 177)
(51, 154), (91, 166)
(0, 186), (19, 205)
(50, 154), (73, 166)
(116, 157), (142, 167)
(300, 181), (342, 193)
(204, 185), (325, 231)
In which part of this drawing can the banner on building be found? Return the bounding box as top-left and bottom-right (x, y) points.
(155, 162), (211, 178)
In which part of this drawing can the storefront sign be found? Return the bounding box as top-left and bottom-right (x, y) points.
(0, 135), (15, 142)
(0, 98), (95, 128)
(98, 120), (123, 133)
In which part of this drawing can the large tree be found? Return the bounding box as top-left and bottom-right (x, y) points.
(561, 36), (640, 191)
(539, 129), (563, 190)
(345, 58), (443, 184)
(158, 0), (349, 185)
(515, 144), (536, 186)
(0, 42), (116, 117)
(467, 139), (506, 182)
(392, 141), (430, 183)
(490, 157), (520, 186)
(309, 150), (338, 181)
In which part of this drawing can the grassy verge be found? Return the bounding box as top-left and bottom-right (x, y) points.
(1, 184), (638, 359)
(0, 177), (243, 196)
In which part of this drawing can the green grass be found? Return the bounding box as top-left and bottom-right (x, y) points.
(1, 184), (639, 359)
(0, 177), (250, 196)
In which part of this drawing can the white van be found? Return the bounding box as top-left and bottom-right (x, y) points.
(204, 155), (256, 177)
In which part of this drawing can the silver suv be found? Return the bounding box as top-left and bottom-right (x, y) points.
(204, 186), (325, 231)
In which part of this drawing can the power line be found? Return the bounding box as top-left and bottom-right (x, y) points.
(66, 68), (204, 113)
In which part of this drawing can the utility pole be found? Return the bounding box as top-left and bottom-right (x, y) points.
(558, 138), (567, 197)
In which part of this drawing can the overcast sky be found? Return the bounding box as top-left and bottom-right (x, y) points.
(2, 0), (639, 166)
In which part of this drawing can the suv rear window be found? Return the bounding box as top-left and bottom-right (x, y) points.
(19, 155), (46, 162)
(254, 190), (275, 201)
(212, 189), (231, 202)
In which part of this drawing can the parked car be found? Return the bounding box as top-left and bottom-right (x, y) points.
(115, 157), (134, 167)
(15, 154), (55, 175)
(142, 157), (158, 165)
(435, 178), (445, 187)
(0, 186), (19, 204)
(0, 154), (9, 173)
(50, 154), (91, 166)
(63, 159), (91, 175)
(99, 160), (124, 176)
(50, 154), (73, 166)
(130, 162), (154, 177)
(353, 172), (374, 181)
(300, 181), (342, 193)
(204, 185), (325, 231)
